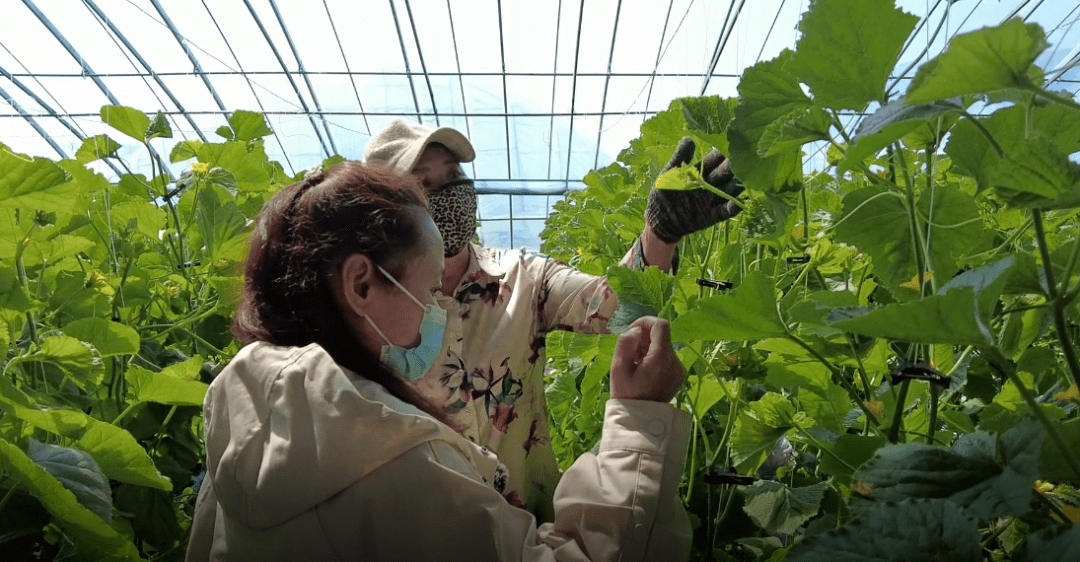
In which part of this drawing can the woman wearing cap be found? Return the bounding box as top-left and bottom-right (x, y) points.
(364, 121), (742, 520)
(185, 161), (692, 561)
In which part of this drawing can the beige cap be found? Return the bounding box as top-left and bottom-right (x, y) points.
(363, 120), (476, 176)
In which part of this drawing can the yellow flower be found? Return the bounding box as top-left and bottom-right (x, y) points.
(1054, 384), (1079, 403)
(165, 285), (180, 298)
(192, 162), (211, 176)
(863, 400), (885, 420)
(899, 271), (934, 292)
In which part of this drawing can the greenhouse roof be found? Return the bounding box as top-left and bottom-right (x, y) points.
(3, 0), (1080, 247)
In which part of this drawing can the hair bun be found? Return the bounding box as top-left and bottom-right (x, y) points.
(304, 165), (326, 185)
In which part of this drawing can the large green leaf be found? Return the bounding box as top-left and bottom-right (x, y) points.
(100, 105), (152, 144)
(671, 272), (788, 343)
(16, 336), (104, 388)
(944, 106), (1023, 193)
(834, 257), (1011, 347)
(686, 375), (731, 420)
(0, 438), (141, 561)
(1041, 418), (1080, 482)
(788, 499), (981, 562)
(729, 50), (810, 193)
(577, 335), (617, 438)
(832, 186), (911, 289)
(126, 364), (208, 407)
(731, 392), (812, 473)
(991, 137), (1080, 209)
(196, 142), (271, 192)
(21, 234), (96, 267)
(790, 0), (918, 110)
(917, 186), (992, 277)
(106, 200), (168, 240)
(75, 135), (122, 164)
(0, 380), (171, 489)
(742, 481), (828, 535)
(840, 98), (964, 173)
(758, 106), (833, 157)
(28, 440), (112, 524)
(906, 19), (1049, 105)
(62, 317), (140, 357)
(679, 96), (735, 156)
(184, 184), (251, 264)
(606, 266), (675, 316)
(145, 111), (173, 142)
(854, 418), (1043, 520)
(0, 149), (79, 212)
(224, 110), (275, 142)
(819, 434), (887, 483)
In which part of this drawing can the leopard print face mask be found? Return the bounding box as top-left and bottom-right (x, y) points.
(426, 178), (477, 258)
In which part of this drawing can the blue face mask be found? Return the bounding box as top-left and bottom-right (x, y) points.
(365, 264), (447, 381)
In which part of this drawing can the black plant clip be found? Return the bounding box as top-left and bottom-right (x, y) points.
(697, 278), (733, 291)
(891, 362), (950, 389)
(177, 260), (202, 270)
(786, 255), (811, 266)
(702, 467), (757, 486)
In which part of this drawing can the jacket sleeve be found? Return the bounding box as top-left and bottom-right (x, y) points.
(530, 253), (619, 335)
(318, 399), (692, 562)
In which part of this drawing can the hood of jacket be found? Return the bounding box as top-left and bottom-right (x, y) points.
(203, 342), (468, 530)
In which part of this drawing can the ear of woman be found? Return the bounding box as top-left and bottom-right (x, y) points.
(336, 253), (376, 315)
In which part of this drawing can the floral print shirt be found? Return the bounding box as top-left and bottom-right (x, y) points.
(409, 239), (662, 520)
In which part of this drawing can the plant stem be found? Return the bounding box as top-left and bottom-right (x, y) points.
(1027, 83), (1080, 113)
(796, 423), (857, 473)
(0, 483), (18, 514)
(888, 379), (911, 444)
(983, 348), (1080, 479)
(980, 518), (1014, 549)
(1032, 211), (1080, 390)
(926, 385), (940, 445)
(685, 414), (701, 503)
(113, 400), (142, 425)
(960, 111), (1005, 157)
(788, 333), (882, 428)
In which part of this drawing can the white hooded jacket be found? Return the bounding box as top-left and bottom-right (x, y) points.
(186, 342), (692, 561)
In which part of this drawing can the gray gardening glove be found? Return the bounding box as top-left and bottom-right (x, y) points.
(646, 137), (744, 244)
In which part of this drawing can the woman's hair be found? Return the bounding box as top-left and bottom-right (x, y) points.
(232, 161), (451, 424)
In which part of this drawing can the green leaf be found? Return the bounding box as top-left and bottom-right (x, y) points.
(170, 140), (203, 163)
(0, 438), (141, 561)
(732, 392), (811, 473)
(0, 379), (172, 489)
(100, 105), (151, 144)
(788, 499), (981, 562)
(854, 418), (1043, 520)
(62, 317), (140, 357)
(832, 187), (911, 289)
(679, 96), (735, 156)
(126, 364), (208, 407)
(0, 149), (79, 212)
(21, 234), (96, 267)
(819, 434), (886, 483)
(906, 19), (1049, 105)
(790, 0), (918, 110)
(606, 266), (675, 316)
(1041, 418), (1080, 482)
(830, 287), (990, 345)
(944, 107), (1022, 193)
(671, 272), (787, 343)
(577, 335), (617, 437)
(990, 137), (1080, 209)
(840, 98), (964, 173)
(743, 481), (828, 535)
(758, 106), (833, 157)
(729, 50), (810, 193)
(227, 110), (275, 142)
(687, 376), (730, 420)
(1027, 526), (1080, 562)
(653, 165), (724, 197)
(0, 266), (36, 313)
(75, 135), (122, 164)
(917, 187), (992, 277)
(196, 142), (271, 192)
(19, 336), (104, 388)
(145, 111), (173, 142)
(28, 440), (112, 524)
(106, 200), (168, 240)
(183, 184), (250, 264)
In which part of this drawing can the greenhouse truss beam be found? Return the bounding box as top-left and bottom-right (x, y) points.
(564, 1), (585, 190)
(642, 0), (676, 138)
(445, 0), (475, 178)
(0, 63), (124, 176)
(700, 0), (747, 96)
(404, 0), (441, 127)
(196, 0), (295, 175)
(22, 0), (168, 177)
(546, 0), (563, 180)
(0, 82), (69, 160)
(1, 71), (747, 79)
(242, 0), (332, 158)
(594, 0), (623, 171)
(388, 0), (423, 122)
(268, 0), (338, 156)
(497, 0), (512, 180)
(82, 0), (207, 143)
(322, 0), (371, 136)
